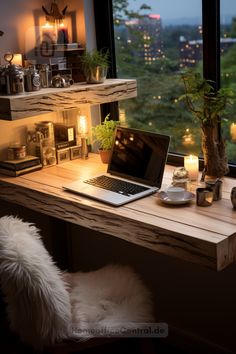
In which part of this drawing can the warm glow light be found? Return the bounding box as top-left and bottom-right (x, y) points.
(184, 155), (199, 181)
(78, 115), (88, 135)
(42, 21), (54, 29)
(11, 53), (23, 66)
(182, 128), (194, 146)
(42, 22), (57, 44)
(58, 21), (65, 28)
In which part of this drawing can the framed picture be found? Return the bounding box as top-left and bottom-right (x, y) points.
(56, 148), (70, 164)
(70, 145), (82, 160)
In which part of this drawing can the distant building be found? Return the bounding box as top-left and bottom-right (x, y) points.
(179, 36), (202, 68)
(179, 35), (236, 68)
(115, 14), (163, 64)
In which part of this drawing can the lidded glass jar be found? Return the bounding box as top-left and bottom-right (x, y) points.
(172, 167), (190, 190)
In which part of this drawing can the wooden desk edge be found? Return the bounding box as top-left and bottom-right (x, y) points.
(0, 177), (233, 271)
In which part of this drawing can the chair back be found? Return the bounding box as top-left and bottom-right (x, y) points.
(0, 215), (72, 350)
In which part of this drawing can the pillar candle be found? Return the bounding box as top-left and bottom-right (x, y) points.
(57, 22), (69, 44)
(184, 155), (199, 181)
(42, 22), (57, 44)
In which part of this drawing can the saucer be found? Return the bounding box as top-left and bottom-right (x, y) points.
(157, 191), (195, 205)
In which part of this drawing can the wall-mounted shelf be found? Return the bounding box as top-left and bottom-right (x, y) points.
(0, 79), (137, 121)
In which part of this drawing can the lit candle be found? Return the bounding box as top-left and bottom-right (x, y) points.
(184, 155), (199, 181)
(11, 53), (23, 66)
(230, 123), (236, 142)
(57, 22), (69, 44)
(42, 22), (57, 44)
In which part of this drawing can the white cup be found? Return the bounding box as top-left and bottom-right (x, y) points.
(166, 186), (185, 200)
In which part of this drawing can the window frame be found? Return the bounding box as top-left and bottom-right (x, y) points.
(93, 0), (236, 177)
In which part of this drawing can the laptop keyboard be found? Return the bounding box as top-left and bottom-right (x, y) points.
(84, 175), (149, 196)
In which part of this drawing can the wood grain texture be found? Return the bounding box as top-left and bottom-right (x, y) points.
(0, 79), (137, 120)
(0, 155), (235, 271)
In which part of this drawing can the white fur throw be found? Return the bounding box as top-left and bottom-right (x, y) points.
(0, 216), (154, 349)
(68, 264), (154, 339)
(0, 215), (71, 350)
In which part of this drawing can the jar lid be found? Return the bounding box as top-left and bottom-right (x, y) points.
(173, 166), (189, 180)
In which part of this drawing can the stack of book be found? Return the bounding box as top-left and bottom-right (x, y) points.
(0, 156), (42, 177)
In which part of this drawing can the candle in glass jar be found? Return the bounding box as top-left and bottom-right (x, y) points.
(77, 115), (88, 135)
(184, 155), (199, 181)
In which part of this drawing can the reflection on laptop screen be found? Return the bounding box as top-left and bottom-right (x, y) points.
(108, 127), (170, 187)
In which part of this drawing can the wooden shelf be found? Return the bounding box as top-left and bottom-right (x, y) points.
(0, 78), (137, 121)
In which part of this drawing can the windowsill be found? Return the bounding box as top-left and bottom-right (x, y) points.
(167, 153), (236, 178)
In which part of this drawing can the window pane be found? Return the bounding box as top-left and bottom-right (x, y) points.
(113, 0), (202, 156)
(221, 0), (236, 164)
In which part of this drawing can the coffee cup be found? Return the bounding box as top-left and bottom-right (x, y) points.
(166, 186), (185, 200)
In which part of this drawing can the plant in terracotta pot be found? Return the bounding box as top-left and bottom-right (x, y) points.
(92, 114), (120, 163)
(80, 48), (109, 84)
(179, 71), (234, 178)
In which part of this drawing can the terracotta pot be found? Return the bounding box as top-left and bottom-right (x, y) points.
(99, 149), (111, 164)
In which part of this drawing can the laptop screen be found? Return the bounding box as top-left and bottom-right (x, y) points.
(108, 127), (170, 187)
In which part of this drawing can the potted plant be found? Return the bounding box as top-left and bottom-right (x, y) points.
(179, 71), (234, 178)
(92, 114), (120, 163)
(80, 48), (109, 84)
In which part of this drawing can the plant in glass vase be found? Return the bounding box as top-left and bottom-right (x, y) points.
(179, 71), (234, 178)
(92, 114), (120, 163)
(80, 48), (110, 84)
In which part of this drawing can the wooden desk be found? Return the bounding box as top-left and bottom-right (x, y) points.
(0, 154), (235, 271)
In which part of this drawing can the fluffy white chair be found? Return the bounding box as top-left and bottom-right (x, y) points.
(0, 215), (154, 351)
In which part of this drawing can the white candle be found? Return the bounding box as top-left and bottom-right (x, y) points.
(42, 22), (57, 44)
(184, 155), (199, 181)
(230, 123), (236, 142)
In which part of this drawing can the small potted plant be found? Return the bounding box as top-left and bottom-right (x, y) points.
(92, 114), (120, 163)
(80, 48), (109, 84)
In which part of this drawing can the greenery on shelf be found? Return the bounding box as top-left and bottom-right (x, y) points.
(80, 49), (110, 74)
(92, 114), (120, 151)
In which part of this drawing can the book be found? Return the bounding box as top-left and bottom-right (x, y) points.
(0, 164), (42, 177)
(0, 155), (41, 171)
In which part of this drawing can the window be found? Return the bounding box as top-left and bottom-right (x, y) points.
(113, 0), (202, 157)
(220, 0), (236, 165)
(93, 0), (236, 177)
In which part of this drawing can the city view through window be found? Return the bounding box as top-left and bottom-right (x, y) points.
(113, 0), (236, 164)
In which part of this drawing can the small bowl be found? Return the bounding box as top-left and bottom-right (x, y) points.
(166, 186), (185, 200)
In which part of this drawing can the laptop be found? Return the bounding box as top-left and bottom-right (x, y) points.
(63, 126), (170, 206)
